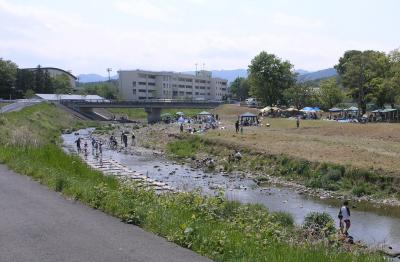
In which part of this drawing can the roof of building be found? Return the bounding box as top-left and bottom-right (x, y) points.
(34, 94), (104, 101)
(23, 67), (77, 80)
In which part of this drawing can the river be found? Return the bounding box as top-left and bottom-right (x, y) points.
(62, 129), (400, 252)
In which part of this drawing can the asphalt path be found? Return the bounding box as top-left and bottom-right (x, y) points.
(0, 165), (212, 262)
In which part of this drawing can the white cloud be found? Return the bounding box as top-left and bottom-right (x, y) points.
(272, 12), (322, 29)
(113, 0), (178, 20)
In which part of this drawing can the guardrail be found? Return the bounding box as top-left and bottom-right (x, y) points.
(60, 99), (224, 105)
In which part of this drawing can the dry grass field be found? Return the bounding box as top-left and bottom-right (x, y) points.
(206, 104), (400, 174)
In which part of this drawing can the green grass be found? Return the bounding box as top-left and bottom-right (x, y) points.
(0, 144), (383, 262)
(108, 108), (208, 120)
(0, 103), (385, 262)
(167, 135), (202, 158)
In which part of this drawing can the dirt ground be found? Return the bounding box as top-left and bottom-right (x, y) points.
(206, 104), (400, 174)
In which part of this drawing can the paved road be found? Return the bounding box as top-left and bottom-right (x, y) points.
(0, 100), (41, 113)
(0, 165), (212, 262)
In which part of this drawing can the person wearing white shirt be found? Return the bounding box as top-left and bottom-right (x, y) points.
(338, 200), (351, 235)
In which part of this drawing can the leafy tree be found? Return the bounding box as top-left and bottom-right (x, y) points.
(283, 82), (317, 109)
(318, 77), (344, 109)
(15, 69), (35, 98)
(24, 89), (36, 98)
(0, 58), (18, 99)
(52, 74), (73, 94)
(78, 82), (119, 99)
(248, 51), (296, 106)
(335, 50), (389, 114)
(230, 77), (250, 101)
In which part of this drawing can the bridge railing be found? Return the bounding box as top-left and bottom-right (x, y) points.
(60, 99), (224, 105)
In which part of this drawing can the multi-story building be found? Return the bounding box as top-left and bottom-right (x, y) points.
(118, 69), (228, 101)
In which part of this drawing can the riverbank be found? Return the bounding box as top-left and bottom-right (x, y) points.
(0, 103), (385, 261)
(106, 104), (400, 205)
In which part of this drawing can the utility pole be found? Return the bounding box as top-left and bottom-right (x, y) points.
(107, 68), (112, 81)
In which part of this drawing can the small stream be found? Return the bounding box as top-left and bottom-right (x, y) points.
(62, 129), (400, 252)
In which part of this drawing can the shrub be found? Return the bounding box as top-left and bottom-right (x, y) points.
(167, 136), (202, 158)
(270, 211), (294, 227)
(303, 212), (335, 236)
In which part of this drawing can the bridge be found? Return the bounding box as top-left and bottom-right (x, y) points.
(60, 99), (223, 123)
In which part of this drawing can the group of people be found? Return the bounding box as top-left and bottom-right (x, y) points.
(114, 131), (136, 148)
(75, 136), (103, 159)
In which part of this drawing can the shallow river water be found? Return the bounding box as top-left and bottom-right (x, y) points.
(62, 129), (400, 252)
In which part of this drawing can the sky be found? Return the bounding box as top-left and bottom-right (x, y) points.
(1, 0), (399, 76)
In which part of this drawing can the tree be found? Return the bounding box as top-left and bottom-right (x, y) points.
(335, 50), (389, 114)
(52, 74), (72, 94)
(78, 82), (119, 99)
(230, 77), (250, 101)
(283, 82), (317, 109)
(15, 69), (35, 98)
(318, 77), (344, 110)
(0, 58), (18, 99)
(248, 51), (296, 106)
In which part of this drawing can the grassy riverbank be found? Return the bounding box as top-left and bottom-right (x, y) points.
(167, 135), (400, 200)
(0, 103), (384, 261)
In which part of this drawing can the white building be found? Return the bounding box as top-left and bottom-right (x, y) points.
(118, 69), (228, 101)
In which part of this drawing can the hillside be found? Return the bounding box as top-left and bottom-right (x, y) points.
(297, 68), (337, 82)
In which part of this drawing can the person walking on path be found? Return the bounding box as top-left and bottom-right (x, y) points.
(75, 137), (81, 153)
(338, 200), (351, 236)
(180, 124), (184, 133)
(296, 116), (300, 128)
(235, 120), (240, 133)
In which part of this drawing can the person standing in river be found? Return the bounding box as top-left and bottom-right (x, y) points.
(296, 116), (300, 128)
(131, 132), (136, 146)
(235, 120), (239, 133)
(338, 200), (351, 236)
(122, 133), (128, 148)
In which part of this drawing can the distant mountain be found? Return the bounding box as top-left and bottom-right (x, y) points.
(77, 74), (117, 83)
(297, 68), (337, 82)
(295, 69), (310, 75)
(77, 67), (337, 84)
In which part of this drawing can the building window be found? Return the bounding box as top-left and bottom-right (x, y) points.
(195, 92), (199, 95)
(186, 85), (192, 88)
(173, 91), (178, 96)
(148, 75), (156, 79)
(138, 96), (146, 100)
(132, 89), (136, 95)
(186, 92), (192, 95)
(138, 82), (146, 85)
(138, 89), (146, 92)
(148, 82), (155, 86)
(132, 81), (136, 87)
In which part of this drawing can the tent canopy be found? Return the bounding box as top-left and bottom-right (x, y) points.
(285, 107), (299, 112)
(175, 111), (185, 115)
(329, 107), (343, 112)
(240, 112), (257, 117)
(197, 111), (212, 116)
(346, 106), (358, 111)
(260, 106), (271, 113)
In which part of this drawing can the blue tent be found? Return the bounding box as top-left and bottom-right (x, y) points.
(313, 107), (321, 111)
(301, 107), (314, 111)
